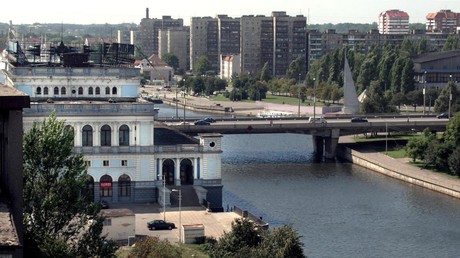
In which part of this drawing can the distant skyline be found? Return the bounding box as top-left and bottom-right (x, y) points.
(4, 0), (460, 25)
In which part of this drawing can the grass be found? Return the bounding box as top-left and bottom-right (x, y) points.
(210, 93), (329, 106)
(115, 243), (209, 258)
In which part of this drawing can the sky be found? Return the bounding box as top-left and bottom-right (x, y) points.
(4, 0), (460, 25)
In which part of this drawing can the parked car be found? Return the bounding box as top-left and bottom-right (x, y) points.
(436, 113), (449, 119)
(147, 220), (175, 230)
(350, 117), (368, 123)
(203, 117), (216, 123)
(308, 117), (327, 123)
(194, 120), (211, 125)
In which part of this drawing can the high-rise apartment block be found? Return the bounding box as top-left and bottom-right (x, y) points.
(426, 9), (460, 33)
(378, 9), (409, 34)
(139, 8), (183, 57)
(159, 27), (190, 71)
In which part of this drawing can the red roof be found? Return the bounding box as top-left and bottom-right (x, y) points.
(380, 10), (409, 18)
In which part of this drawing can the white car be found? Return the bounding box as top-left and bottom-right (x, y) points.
(308, 117), (327, 123)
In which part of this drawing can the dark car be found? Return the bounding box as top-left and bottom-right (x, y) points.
(194, 120), (211, 125)
(203, 117), (216, 123)
(350, 117), (368, 123)
(147, 220), (175, 230)
(436, 113), (449, 119)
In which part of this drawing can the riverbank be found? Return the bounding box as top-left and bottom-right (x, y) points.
(337, 137), (460, 199)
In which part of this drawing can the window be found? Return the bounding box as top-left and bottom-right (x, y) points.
(105, 87), (110, 95)
(36, 87), (42, 95)
(103, 218), (112, 226)
(44, 87), (49, 95)
(118, 174), (131, 197)
(82, 125), (93, 146)
(78, 87), (83, 95)
(100, 175), (112, 197)
(54, 87), (59, 95)
(119, 125), (130, 146)
(103, 160), (109, 167)
(88, 87), (94, 95)
(85, 160), (91, 167)
(95, 87), (100, 95)
(121, 160), (128, 166)
(112, 87), (117, 95)
(101, 125), (111, 146)
(61, 87), (66, 95)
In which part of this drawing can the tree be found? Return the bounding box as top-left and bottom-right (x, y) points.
(286, 56), (306, 81)
(161, 53), (179, 70)
(260, 62), (272, 82)
(256, 225), (305, 258)
(195, 56), (212, 75)
(23, 114), (117, 257)
(443, 35), (459, 51)
(129, 236), (181, 258)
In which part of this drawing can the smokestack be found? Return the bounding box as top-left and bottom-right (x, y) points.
(146, 8), (149, 19)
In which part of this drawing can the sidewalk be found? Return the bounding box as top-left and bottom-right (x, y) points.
(339, 136), (460, 198)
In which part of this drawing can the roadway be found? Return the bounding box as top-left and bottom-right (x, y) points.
(160, 116), (449, 136)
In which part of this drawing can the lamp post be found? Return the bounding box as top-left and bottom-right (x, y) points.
(423, 71), (426, 115)
(313, 78), (316, 122)
(449, 75), (452, 119)
(175, 86), (178, 118)
(183, 79), (186, 124)
(298, 73), (301, 117)
(163, 174), (166, 221)
(172, 189), (182, 243)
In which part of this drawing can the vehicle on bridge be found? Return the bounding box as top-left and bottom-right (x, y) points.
(308, 117), (327, 123)
(203, 117), (216, 123)
(436, 113), (450, 119)
(351, 117), (368, 123)
(194, 120), (211, 125)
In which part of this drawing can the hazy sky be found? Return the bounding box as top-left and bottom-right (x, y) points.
(5, 0), (460, 25)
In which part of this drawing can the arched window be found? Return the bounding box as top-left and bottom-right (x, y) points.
(101, 125), (111, 146)
(112, 87), (117, 95)
(119, 125), (130, 146)
(100, 175), (113, 197)
(61, 87), (66, 95)
(54, 87), (59, 95)
(36, 87), (42, 95)
(118, 174), (131, 197)
(95, 87), (100, 95)
(64, 125), (74, 137)
(82, 125), (93, 146)
(105, 87), (110, 95)
(44, 87), (49, 95)
(88, 87), (94, 95)
(78, 87), (83, 95)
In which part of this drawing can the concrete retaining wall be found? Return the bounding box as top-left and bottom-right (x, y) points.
(337, 145), (460, 199)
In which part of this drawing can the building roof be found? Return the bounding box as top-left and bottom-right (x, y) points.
(426, 10), (458, 19)
(380, 9), (409, 18)
(412, 50), (460, 63)
(154, 125), (199, 145)
(0, 202), (20, 247)
(0, 84), (30, 109)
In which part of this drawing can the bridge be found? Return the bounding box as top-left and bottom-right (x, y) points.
(162, 116), (449, 159)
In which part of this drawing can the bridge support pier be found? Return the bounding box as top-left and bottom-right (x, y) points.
(312, 129), (340, 159)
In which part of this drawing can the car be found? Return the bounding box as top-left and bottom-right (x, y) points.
(147, 220), (175, 230)
(194, 120), (211, 125)
(350, 117), (368, 123)
(436, 113), (449, 119)
(203, 117), (216, 123)
(308, 117), (327, 123)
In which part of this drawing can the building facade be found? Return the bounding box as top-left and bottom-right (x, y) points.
(378, 9), (410, 34)
(426, 9), (460, 33)
(159, 27), (190, 71)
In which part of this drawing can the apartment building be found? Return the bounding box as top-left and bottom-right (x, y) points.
(159, 27), (190, 71)
(139, 8), (183, 57)
(426, 9), (460, 33)
(378, 9), (410, 34)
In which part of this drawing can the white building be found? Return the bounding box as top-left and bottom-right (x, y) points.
(2, 42), (224, 211)
(378, 10), (410, 34)
(220, 54), (240, 80)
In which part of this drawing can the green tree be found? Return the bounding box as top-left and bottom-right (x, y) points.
(255, 225), (305, 258)
(161, 53), (179, 70)
(286, 56), (306, 81)
(443, 35), (459, 51)
(195, 56), (212, 76)
(260, 62), (272, 82)
(129, 236), (181, 258)
(23, 114), (117, 257)
(400, 58), (415, 93)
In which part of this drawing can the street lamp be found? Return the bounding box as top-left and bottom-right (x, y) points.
(172, 189), (182, 243)
(313, 78), (316, 122)
(423, 71), (427, 115)
(298, 73), (301, 117)
(163, 175), (166, 221)
(183, 80), (186, 124)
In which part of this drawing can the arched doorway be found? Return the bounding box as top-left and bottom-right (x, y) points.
(162, 159), (175, 185)
(180, 159), (194, 185)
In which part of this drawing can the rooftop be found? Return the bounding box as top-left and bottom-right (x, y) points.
(154, 125), (199, 145)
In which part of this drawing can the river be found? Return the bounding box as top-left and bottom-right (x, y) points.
(157, 104), (460, 258)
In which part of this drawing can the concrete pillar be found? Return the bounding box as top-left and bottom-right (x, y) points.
(324, 129), (340, 159)
(193, 157), (198, 180)
(175, 158), (181, 186)
(312, 135), (324, 157)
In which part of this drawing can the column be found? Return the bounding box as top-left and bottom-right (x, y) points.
(175, 158), (181, 186)
(312, 135), (324, 158)
(324, 129), (340, 159)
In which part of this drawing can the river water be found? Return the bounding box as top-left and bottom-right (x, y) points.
(157, 104), (460, 258)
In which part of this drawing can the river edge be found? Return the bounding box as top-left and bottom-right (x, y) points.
(337, 143), (460, 199)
